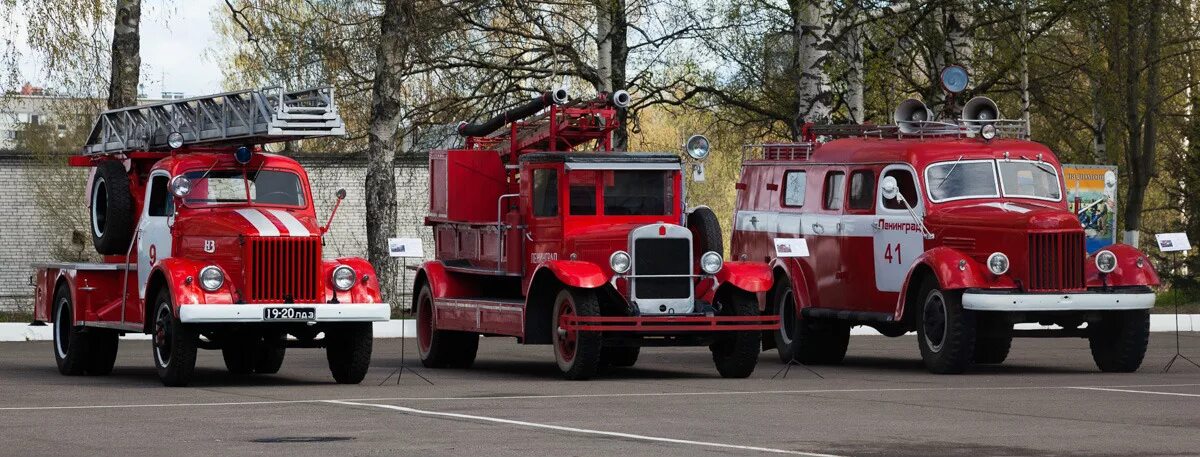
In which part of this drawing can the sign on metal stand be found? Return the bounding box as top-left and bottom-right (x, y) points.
(1157, 232), (1197, 373)
(389, 238), (428, 383)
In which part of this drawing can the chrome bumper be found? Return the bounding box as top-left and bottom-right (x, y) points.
(178, 303), (390, 323)
(962, 291), (1154, 312)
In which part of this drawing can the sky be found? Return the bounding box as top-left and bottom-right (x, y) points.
(13, 0), (226, 98)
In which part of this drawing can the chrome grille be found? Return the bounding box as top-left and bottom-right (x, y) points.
(632, 238), (691, 299)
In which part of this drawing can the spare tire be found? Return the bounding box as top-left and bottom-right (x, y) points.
(686, 206), (723, 260)
(90, 160), (135, 255)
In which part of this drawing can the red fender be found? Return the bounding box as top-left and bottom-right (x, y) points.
(414, 261), (479, 299)
(1085, 244), (1160, 287)
(527, 260), (608, 294)
(769, 258), (816, 312)
(323, 257), (383, 304)
(152, 258), (236, 309)
(714, 261), (773, 293)
(894, 247), (1019, 320)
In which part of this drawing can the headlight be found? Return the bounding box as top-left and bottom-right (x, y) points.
(332, 265), (356, 291)
(169, 176), (192, 197)
(980, 123), (997, 140)
(167, 131), (185, 149)
(685, 134), (710, 160)
(198, 266), (224, 291)
(1095, 250), (1117, 273)
(700, 251), (723, 274)
(609, 251), (631, 274)
(986, 252), (1009, 275)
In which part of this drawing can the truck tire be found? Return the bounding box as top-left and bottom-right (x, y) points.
(415, 283), (479, 369)
(90, 160), (136, 255)
(326, 323), (373, 384)
(255, 332), (287, 374)
(974, 319), (1012, 364)
(710, 290), (761, 378)
(553, 287), (603, 380)
(601, 347), (640, 368)
(1088, 310), (1150, 373)
(85, 330), (120, 375)
(772, 282), (848, 365)
(222, 332), (286, 374)
(686, 206), (723, 259)
(916, 282), (976, 374)
(152, 289), (198, 387)
(52, 285), (89, 376)
(222, 341), (255, 375)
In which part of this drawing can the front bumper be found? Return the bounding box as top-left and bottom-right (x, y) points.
(561, 314), (780, 332)
(962, 289), (1154, 312)
(178, 303), (391, 323)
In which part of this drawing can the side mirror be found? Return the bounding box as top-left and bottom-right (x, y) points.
(881, 176), (899, 201)
(323, 189), (348, 234)
(336, 188), (347, 200)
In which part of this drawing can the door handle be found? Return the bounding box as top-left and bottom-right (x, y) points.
(872, 220), (883, 231)
(811, 223), (824, 235)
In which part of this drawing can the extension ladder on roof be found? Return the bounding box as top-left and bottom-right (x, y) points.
(81, 86), (346, 155)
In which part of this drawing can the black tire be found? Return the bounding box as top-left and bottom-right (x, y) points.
(1088, 310), (1150, 373)
(916, 282), (976, 374)
(686, 206), (723, 261)
(89, 160), (135, 255)
(974, 319), (1012, 364)
(52, 285), (89, 376)
(84, 330), (119, 375)
(221, 337), (255, 375)
(415, 283), (479, 369)
(255, 332), (287, 374)
(772, 282), (848, 365)
(710, 290), (762, 378)
(222, 332), (287, 375)
(326, 323), (373, 384)
(601, 347), (640, 368)
(552, 287), (603, 380)
(152, 289), (198, 387)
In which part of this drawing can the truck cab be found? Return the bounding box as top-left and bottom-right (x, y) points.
(735, 97), (1159, 374)
(414, 89), (777, 380)
(32, 88), (388, 386)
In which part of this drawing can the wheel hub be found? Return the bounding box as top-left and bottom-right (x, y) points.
(923, 293), (948, 352)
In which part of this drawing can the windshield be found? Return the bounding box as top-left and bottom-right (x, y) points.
(182, 169), (306, 208)
(998, 160), (1062, 201)
(925, 160), (999, 202)
(568, 169), (675, 216)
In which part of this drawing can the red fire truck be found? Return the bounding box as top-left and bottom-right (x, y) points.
(412, 89), (778, 380)
(734, 94), (1159, 374)
(31, 88), (389, 386)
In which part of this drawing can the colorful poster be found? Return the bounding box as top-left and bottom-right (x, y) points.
(1062, 164), (1118, 253)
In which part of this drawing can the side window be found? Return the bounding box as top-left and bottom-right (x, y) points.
(148, 175), (173, 217)
(822, 171), (845, 210)
(782, 171), (806, 207)
(882, 169), (920, 210)
(848, 170), (875, 210)
(532, 169), (559, 217)
(568, 170), (597, 215)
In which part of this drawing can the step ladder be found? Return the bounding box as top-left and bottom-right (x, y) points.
(82, 86), (346, 155)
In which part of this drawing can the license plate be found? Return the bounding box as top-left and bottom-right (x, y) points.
(263, 307), (316, 321)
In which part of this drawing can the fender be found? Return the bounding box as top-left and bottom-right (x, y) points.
(323, 257), (383, 304)
(525, 260), (608, 295)
(415, 260), (492, 300)
(768, 257), (816, 312)
(152, 258), (236, 309)
(895, 247), (1004, 319)
(1085, 243), (1160, 287)
(714, 261), (773, 293)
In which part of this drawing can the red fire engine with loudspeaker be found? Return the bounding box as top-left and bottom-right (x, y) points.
(734, 69), (1159, 374)
(30, 88), (389, 386)
(412, 89), (778, 380)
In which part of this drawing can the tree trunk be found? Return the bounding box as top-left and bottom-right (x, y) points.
(845, 26), (865, 124)
(1122, 0), (1161, 248)
(106, 0), (141, 109)
(789, 0), (833, 138)
(596, 0), (629, 150)
(366, 0), (415, 305)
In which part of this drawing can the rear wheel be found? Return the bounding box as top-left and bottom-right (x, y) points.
(601, 347), (640, 368)
(152, 290), (198, 387)
(52, 285), (89, 376)
(710, 290), (762, 378)
(326, 323), (373, 384)
(773, 282), (848, 364)
(415, 283), (479, 368)
(916, 282), (975, 374)
(553, 287), (603, 380)
(1089, 310), (1150, 373)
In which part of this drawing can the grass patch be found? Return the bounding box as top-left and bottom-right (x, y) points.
(1154, 289), (1200, 314)
(0, 310), (34, 323)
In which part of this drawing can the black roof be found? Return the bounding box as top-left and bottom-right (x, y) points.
(519, 152), (681, 164)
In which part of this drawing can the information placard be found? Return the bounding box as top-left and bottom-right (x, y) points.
(388, 238), (425, 258)
(1155, 233), (1192, 253)
(773, 238), (810, 258)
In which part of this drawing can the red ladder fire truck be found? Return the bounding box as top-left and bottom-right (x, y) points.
(735, 87), (1159, 374)
(412, 89), (778, 380)
(31, 87), (389, 386)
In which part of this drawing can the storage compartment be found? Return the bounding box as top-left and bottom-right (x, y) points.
(429, 149), (508, 223)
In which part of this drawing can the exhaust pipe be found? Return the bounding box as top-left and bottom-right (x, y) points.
(457, 88), (570, 137)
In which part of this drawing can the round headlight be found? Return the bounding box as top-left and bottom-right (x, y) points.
(1095, 250), (1117, 273)
(700, 251), (723, 274)
(980, 124), (997, 140)
(986, 252), (1009, 275)
(169, 175), (192, 197)
(167, 131), (185, 149)
(685, 134), (710, 160)
(332, 265), (356, 291)
(609, 251), (631, 274)
(199, 266), (224, 291)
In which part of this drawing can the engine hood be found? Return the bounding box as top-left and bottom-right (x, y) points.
(174, 207), (320, 238)
(928, 201), (1081, 231)
(565, 222), (656, 244)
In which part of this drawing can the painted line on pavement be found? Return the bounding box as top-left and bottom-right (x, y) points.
(1, 383), (1199, 412)
(325, 399), (845, 456)
(1068, 386), (1200, 398)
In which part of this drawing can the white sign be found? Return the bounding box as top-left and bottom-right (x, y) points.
(1155, 233), (1192, 253)
(773, 238), (809, 258)
(388, 238), (425, 258)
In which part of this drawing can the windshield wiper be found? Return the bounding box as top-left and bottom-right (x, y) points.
(934, 155), (965, 193)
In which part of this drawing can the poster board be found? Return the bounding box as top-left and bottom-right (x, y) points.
(388, 238), (424, 258)
(1062, 164), (1118, 253)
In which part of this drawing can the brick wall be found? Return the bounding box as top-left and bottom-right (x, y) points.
(0, 152), (432, 313)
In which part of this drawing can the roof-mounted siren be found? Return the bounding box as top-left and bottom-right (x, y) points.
(893, 99), (933, 134)
(962, 96), (1001, 127)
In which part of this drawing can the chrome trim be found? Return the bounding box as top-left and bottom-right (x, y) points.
(962, 292), (1154, 311)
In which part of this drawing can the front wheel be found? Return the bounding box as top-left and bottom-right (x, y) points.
(152, 290), (198, 387)
(326, 323), (373, 384)
(916, 283), (975, 374)
(710, 290), (762, 378)
(553, 287), (603, 380)
(1089, 310), (1150, 373)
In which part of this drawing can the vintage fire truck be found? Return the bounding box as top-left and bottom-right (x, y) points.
(412, 89), (778, 380)
(31, 88), (389, 386)
(734, 89), (1159, 374)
